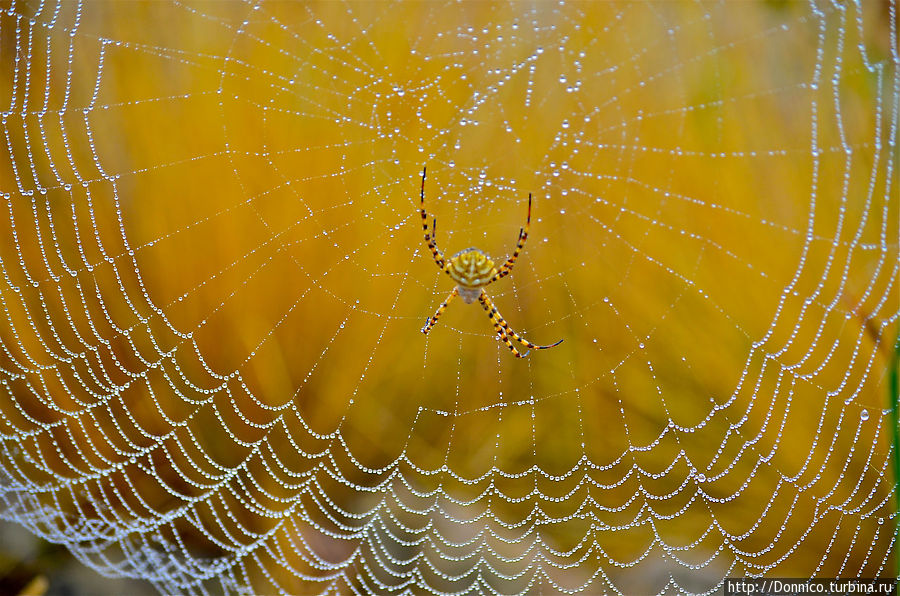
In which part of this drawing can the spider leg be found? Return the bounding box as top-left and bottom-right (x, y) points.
(422, 287), (458, 335)
(477, 291), (529, 357)
(420, 166), (448, 270)
(478, 290), (563, 355)
(488, 193), (531, 284)
(492, 321), (530, 358)
(479, 294), (528, 357)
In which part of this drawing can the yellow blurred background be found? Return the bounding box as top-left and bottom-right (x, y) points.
(0, 1), (897, 594)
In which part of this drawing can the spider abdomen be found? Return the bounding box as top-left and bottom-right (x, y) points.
(448, 248), (497, 295)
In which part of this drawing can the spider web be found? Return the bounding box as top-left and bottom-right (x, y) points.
(0, 0), (898, 594)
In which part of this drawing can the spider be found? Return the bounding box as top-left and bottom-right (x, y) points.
(418, 166), (563, 358)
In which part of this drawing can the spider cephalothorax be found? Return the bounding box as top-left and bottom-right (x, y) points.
(418, 166), (563, 357)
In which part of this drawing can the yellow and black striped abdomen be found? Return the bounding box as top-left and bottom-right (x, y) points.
(448, 248), (497, 290)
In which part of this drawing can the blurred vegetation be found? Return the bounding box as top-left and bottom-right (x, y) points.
(891, 331), (900, 578)
(0, 1), (897, 593)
